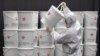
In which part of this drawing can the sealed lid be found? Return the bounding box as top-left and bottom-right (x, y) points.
(18, 48), (34, 50)
(84, 43), (97, 45)
(3, 29), (18, 31)
(84, 27), (97, 30)
(3, 47), (18, 49)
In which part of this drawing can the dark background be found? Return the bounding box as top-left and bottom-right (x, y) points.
(0, 0), (99, 56)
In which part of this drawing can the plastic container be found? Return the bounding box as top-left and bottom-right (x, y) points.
(84, 43), (97, 56)
(84, 11), (98, 27)
(55, 44), (63, 56)
(40, 11), (47, 28)
(18, 48), (34, 56)
(3, 29), (18, 47)
(41, 5), (64, 28)
(73, 11), (84, 27)
(3, 47), (18, 56)
(3, 11), (18, 29)
(39, 46), (55, 56)
(80, 44), (84, 56)
(84, 27), (97, 43)
(35, 28), (54, 47)
(18, 11), (38, 29)
(18, 29), (38, 48)
(55, 19), (67, 28)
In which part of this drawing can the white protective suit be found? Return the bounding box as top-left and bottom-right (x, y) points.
(51, 2), (82, 56)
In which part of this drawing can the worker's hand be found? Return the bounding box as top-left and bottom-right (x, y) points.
(46, 27), (53, 33)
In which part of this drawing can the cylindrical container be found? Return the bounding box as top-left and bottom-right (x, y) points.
(84, 11), (98, 27)
(34, 46), (39, 56)
(55, 44), (63, 56)
(84, 27), (97, 43)
(40, 11), (47, 28)
(55, 19), (67, 28)
(80, 44), (84, 56)
(39, 46), (55, 56)
(18, 29), (38, 48)
(80, 28), (84, 44)
(84, 43), (97, 56)
(54, 27), (67, 34)
(18, 11), (38, 29)
(73, 11), (84, 27)
(3, 11), (18, 29)
(41, 5), (64, 28)
(3, 47), (18, 56)
(36, 28), (54, 47)
(18, 48), (34, 56)
(3, 29), (18, 47)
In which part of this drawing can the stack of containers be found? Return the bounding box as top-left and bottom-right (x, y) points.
(38, 11), (55, 56)
(84, 11), (98, 56)
(18, 11), (38, 56)
(3, 11), (39, 56)
(3, 11), (19, 56)
(73, 11), (84, 56)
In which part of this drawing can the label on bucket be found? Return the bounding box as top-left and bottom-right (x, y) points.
(3, 11), (18, 29)
(19, 49), (34, 56)
(39, 48), (54, 56)
(3, 48), (18, 56)
(84, 29), (97, 43)
(18, 11), (38, 29)
(38, 30), (54, 47)
(19, 31), (36, 48)
(4, 30), (18, 47)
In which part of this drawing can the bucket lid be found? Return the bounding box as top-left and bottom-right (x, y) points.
(18, 48), (34, 50)
(84, 43), (97, 45)
(18, 11), (34, 13)
(3, 47), (18, 49)
(84, 27), (97, 29)
(39, 45), (55, 48)
(18, 29), (35, 31)
(3, 29), (18, 31)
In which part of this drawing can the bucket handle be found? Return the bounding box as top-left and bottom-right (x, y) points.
(57, 2), (66, 11)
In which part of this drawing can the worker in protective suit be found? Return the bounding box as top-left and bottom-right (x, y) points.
(46, 2), (82, 56)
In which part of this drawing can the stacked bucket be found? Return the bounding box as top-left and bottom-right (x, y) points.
(3, 11), (19, 56)
(84, 11), (98, 56)
(3, 11), (39, 56)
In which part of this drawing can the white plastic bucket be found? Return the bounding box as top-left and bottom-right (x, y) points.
(3, 47), (18, 56)
(84, 11), (98, 27)
(3, 29), (18, 47)
(18, 29), (37, 48)
(73, 11), (84, 26)
(3, 11), (18, 29)
(34, 46), (39, 56)
(84, 27), (97, 43)
(40, 11), (47, 28)
(84, 43), (97, 56)
(54, 27), (67, 34)
(39, 47), (55, 56)
(35, 28), (54, 47)
(80, 44), (83, 56)
(55, 44), (63, 56)
(55, 19), (67, 28)
(41, 5), (64, 28)
(18, 48), (34, 56)
(18, 11), (38, 29)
